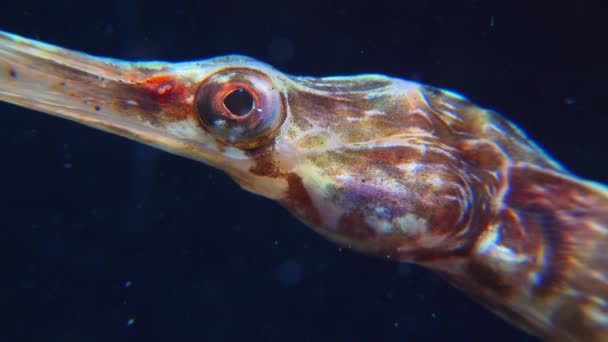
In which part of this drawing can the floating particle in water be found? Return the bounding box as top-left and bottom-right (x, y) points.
(564, 97), (577, 105)
(123, 281), (132, 288)
(125, 318), (136, 327)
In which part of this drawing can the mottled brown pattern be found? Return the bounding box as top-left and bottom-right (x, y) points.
(281, 173), (322, 227)
(336, 211), (377, 241)
(246, 146), (280, 177)
(283, 76), (608, 340)
(467, 259), (514, 295)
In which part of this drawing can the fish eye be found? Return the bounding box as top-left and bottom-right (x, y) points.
(194, 69), (285, 149)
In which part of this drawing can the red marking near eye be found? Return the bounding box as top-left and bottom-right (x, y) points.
(128, 74), (192, 121)
(141, 75), (187, 102)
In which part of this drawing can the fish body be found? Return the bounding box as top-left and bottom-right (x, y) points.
(1, 31), (607, 340)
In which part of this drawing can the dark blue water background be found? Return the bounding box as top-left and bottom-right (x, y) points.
(1, 1), (606, 341)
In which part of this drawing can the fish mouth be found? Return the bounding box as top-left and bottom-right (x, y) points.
(0, 31), (254, 172)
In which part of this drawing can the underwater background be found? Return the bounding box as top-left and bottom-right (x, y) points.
(1, 1), (605, 341)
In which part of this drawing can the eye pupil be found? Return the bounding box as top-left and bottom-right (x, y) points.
(223, 88), (254, 117)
